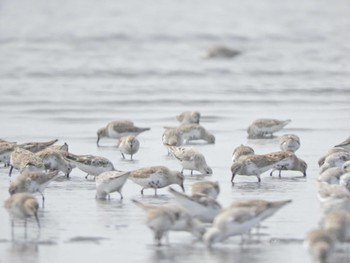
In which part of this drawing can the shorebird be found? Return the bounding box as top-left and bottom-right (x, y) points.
(95, 171), (130, 200)
(18, 139), (59, 153)
(63, 152), (114, 179)
(0, 139), (58, 168)
(230, 199), (292, 224)
(317, 182), (350, 203)
(247, 119), (291, 138)
(9, 170), (59, 207)
(191, 181), (220, 199)
(96, 120), (150, 146)
(318, 148), (348, 167)
(203, 206), (262, 246)
(46, 142), (69, 152)
(318, 167), (344, 185)
(36, 149), (72, 177)
(321, 210), (350, 243)
(167, 146), (212, 175)
(203, 199), (291, 247)
(303, 229), (335, 263)
(117, 135), (140, 160)
(279, 134), (301, 152)
(0, 143), (17, 167)
(4, 193), (40, 235)
(132, 199), (205, 246)
(230, 151), (294, 183)
(319, 151), (350, 174)
(232, 144), (255, 162)
(9, 148), (44, 176)
(334, 136), (350, 151)
(169, 187), (222, 223)
(162, 124), (215, 146)
(128, 166), (184, 196)
(176, 111), (201, 124)
(269, 154), (307, 177)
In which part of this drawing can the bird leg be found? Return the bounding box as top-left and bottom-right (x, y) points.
(34, 211), (41, 229)
(231, 173), (236, 183)
(39, 191), (45, 208)
(9, 165), (14, 177)
(24, 220), (27, 239)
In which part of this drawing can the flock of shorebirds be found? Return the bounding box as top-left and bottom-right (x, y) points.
(304, 136), (350, 263)
(2, 111), (350, 260)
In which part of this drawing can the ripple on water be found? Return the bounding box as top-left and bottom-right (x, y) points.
(66, 236), (109, 244)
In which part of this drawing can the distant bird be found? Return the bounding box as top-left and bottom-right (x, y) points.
(162, 124), (215, 146)
(279, 134), (301, 152)
(129, 166), (184, 196)
(334, 136), (350, 151)
(117, 135), (140, 160)
(95, 171), (130, 200)
(247, 119), (291, 138)
(167, 146), (212, 175)
(63, 152), (114, 179)
(232, 144), (255, 162)
(303, 229), (335, 263)
(132, 199), (205, 246)
(191, 181), (220, 199)
(4, 193), (40, 234)
(205, 46), (240, 59)
(176, 111), (201, 124)
(96, 120), (150, 146)
(9, 170), (59, 208)
(169, 187), (222, 223)
(231, 151), (294, 182)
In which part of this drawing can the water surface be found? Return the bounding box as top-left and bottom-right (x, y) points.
(0, 0), (350, 262)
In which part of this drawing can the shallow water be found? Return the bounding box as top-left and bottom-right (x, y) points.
(1, 0), (350, 262)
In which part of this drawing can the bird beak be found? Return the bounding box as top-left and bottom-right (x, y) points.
(96, 137), (100, 146)
(303, 171), (307, 177)
(231, 173), (236, 182)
